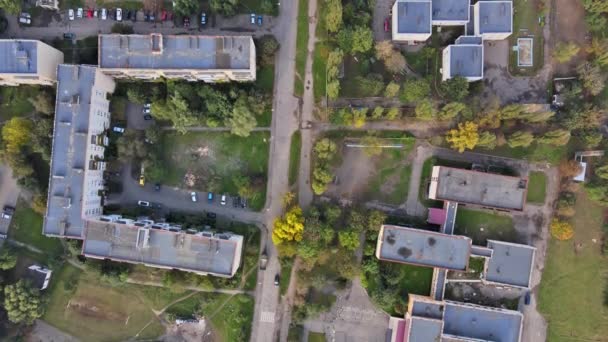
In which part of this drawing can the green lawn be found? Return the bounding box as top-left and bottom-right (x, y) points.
(289, 131), (302, 186)
(363, 140), (415, 205)
(8, 202), (64, 257)
(399, 264), (433, 297)
(508, 0), (544, 76)
(539, 191), (608, 341)
(158, 131), (270, 210)
(454, 209), (520, 245)
(44, 265), (165, 342)
(256, 63), (275, 95)
(279, 257), (294, 295)
(294, 0), (309, 96)
(474, 143), (567, 165)
(308, 332), (326, 342)
(312, 42), (329, 103)
(527, 171), (547, 204)
(239, 0), (279, 15)
(0, 86), (37, 121)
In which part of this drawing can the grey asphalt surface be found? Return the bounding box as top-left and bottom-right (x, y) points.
(0, 165), (20, 236)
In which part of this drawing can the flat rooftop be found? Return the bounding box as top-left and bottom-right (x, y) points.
(443, 301), (522, 342)
(485, 240), (535, 288)
(455, 36), (483, 45)
(432, 0), (469, 22)
(44, 65), (98, 238)
(99, 34), (253, 70)
(408, 316), (443, 341)
(82, 220), (242, 276)
(477, 1), (512, 33)
(396, 1), (432, 34)
(430, 166), (527, 210)
(447, 44), (483, 78)
(0, 40), (38, 74)
(411, 298), (444, 320)
(377, 225), (471, 270)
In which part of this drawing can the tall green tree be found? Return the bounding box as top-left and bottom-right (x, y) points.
(210, 0), (239, 16)
(2, 117), (32, 154)
(415, 99), (436, 120)
(440, 77), (469, 101)
(401, 78), (430, 103)
(538, 129), (571, 146)
(173, 0), (200, 16)
(0, 249), (17, 270)
(4, 280), (43, 324)
(226, 104), (257, 137)
(0, 0), (21, 14)
(507, 131), (535, 148)
(325, 0), (343, 32)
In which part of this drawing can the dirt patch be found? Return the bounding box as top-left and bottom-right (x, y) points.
(67, 298), (127, 322)
(163, 320), (214, 342)
(326, 147), (375, 200)
(553, 0), (589, 76)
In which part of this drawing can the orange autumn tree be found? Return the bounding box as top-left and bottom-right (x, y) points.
(550, 219), (574, 241)
(272, 206), (305, 244)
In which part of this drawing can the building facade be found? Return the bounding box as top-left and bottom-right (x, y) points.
(0, 40), (64, 86)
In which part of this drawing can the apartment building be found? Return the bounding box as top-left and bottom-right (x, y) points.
(0, 40), (64, 86)
(44, 64), (116, 238)
(98, 34), (256, 82)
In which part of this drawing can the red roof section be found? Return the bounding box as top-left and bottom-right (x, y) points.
(428, 208), (447, 226)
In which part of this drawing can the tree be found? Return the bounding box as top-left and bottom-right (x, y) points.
(438, 102), (467, 120)
(210, 0), (239, 16)
(587, 37), (608, 66)
(327, 81), (340, 99)
(30, 117), (53, 161)
(173, 0), (200, 16)
(446, 122), (479, 153)
(0, 249), (17, 270)
(440, 76), (469, 101)
(144, 126), (162, 145)
(29, 92), (54, 115)
(582, 0), (608, 13)
(258, 35), (280, 66)
(384, 82), (400, 97)
(520, 110), (555, 123)
(314, 138), (337, 160)
(116, 130), (147, 161)
(577, 62), (605, 95)
(325, 0), (343, 32)
(550, 219), (574, 241)
(500, 104), (525, 120)
(226, 104), (257, 137)
(2, 117), (32, 154)
(338, 231), (360, 251)
(507, 131), (534, 148)
(595, 164), (608, 180)
(4, 280), (43, 324)
(351, 107), (368, 127)
(477, 131), (497, 150)
(580, 129), (603, 147)
(272, 206), (305, 244)
(151, 95), (198, 134)
(0, 0), (21, 14)
(361, 135), (383, 156)
(233, 175), (254, 198)
(401, 78), (430, 103)
(553, 42), (580, 63)
(559, 160), (583, 178)
(351, 26), (374, 54)
(371, 107), (384, 120)
(31, 195), (47, 215)
(415, 99), (436, 120)
(385, 107), (400, 120)
(375, 41), (394, 60)
(538, 129), (571, 146)
(355, 75), (384, 96)
(562, 106), (602, 130)
(384, 52), (406, 74)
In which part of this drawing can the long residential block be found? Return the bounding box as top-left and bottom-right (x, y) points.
(98, 34), (256, 82)
(0, 39), (64, 86)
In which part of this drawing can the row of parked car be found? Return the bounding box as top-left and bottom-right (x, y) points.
(67, 8), (174, 22)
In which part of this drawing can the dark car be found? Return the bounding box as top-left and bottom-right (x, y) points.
(183, 16), (190, 27)
(206, 212), (217, 219)
(154, 183), (161, 191)
(233, 196), (239, 207)
(63, 32), (75, 40)
(241, 198), (247, 209)
(257, 15), (263, 26)
(200, 12), (206, 25)
(274, 273), (280, 286)
(524, 291), (531, 305)
(143, 114), (153, 120)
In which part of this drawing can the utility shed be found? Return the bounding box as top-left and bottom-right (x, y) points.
(376, 225), (472, 271)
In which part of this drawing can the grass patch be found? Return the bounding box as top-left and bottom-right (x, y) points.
(454, 208), (520, 245)
(0, 86), (37, 121)
(474, 143), (567, 165)
(158, 131), (270, 211)
(538, 191), (608, 341)
(289, 131), (302, 186)
(288, 324), (304, 342)
(308, 331), (326, 342)
(8, 202), (64, 257)
(508, 0), (544, 76)
(527, 171), (547, 204)
(294, 0), (309, 96)
(239, 0), (279, 15)
(256, 63), (275, 95)
(312, 42), (329, 103)
(363, 142), (415, 205)
(399, 264), (433, 297)
(279, 258), (294, 296)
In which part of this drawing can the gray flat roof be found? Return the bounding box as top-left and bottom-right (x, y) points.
(432, 0), (469, 22)
(412, 298), (444, 319)
(433, 166), (527, 210)
(478, 1), (512, 33)
(448, 44), (483, 78)
(99, 34), (252, 70)
(443, 301), (522, 342)
(455, 36), (483, 45)
(485, 240), (535, 288)
(44, 65), (98, 237)
(0, 40), (38, 74)
(378, 225), (471, 270)
(82, 220), (242, 276)
(396, 1), (432, 34)
(408, 317), (443, 341)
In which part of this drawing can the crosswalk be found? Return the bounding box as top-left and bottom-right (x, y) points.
(260, 311), (275, 323)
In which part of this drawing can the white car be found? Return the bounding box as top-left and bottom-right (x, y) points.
(19, 13), (31, 25)
(101, 8), (107, 20)
(191, 192), (198, 202)
(250, 13), (256, 24)
(116, 8), (122, 21)
(137, 200), (150, 207)
(220, 194), (227, 206)
(68, 9), (75, 20)
(77, 8), (83, 18)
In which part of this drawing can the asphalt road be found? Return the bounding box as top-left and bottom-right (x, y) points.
(0, 165), (20, 236)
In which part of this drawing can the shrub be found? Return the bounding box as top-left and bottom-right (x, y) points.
(401, 78), (430, 103)
(550, 219), (574, 241)
(553, 42), (580, 63)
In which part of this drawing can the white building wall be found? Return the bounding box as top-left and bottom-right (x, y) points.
(36, 41), (64, 84)
(441, 47), (451, 81)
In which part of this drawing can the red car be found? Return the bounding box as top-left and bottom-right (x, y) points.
(87, 9), (93, 18)
(161, 10), (167, 21)
(384, 17), (390, 32)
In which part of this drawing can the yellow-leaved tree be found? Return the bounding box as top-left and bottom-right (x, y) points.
(550, 219), (574, 241)
(272, 206), (305, 245)
(445, 121), (479, 153)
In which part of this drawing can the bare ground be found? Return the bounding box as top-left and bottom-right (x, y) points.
(325, 147), (375, 200)
(553, 0), (589, 76)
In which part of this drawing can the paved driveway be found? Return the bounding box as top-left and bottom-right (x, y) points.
(0, 165), (20, 236)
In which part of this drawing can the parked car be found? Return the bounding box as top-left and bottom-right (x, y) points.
(207, 192), (213, 203)
(112, 126), (125, 133)
(191, 192), (198, 202)
(143, 103), (151, 109)
(161, 10), (167, 21)
(137, 200), (150, 207)
(206, 212), (216, 219)
(257, 15), (263, 26)
(93, 9), (98, 17)
(154, 183), (161, 191)
(143, 114), (153, 120)
(524, 291), (531, 305)
(233, 196), (239, 207)
(139, 174), (145, 186)
(250, 13), (255, 24)
(68, 9), (75, 20)
(149, 12), (155, 21)
(77, 8), (83, 18)
(143, 107), (151, 114)
(63, 32), (75, 40)
(2, 206), (15, 220)
(241, 198), (247, 209)
(220, 194), (227, 206)
(19, 13), (31, 25)
(200, 12), (206, 25)
(274, 273), (280, 286)
(183, 16), (190, 27)
(101, 8), (107, 20)
(116, 8), (122, 21)
(87, 9), (93, 18)
(384, 17), (390, 32)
